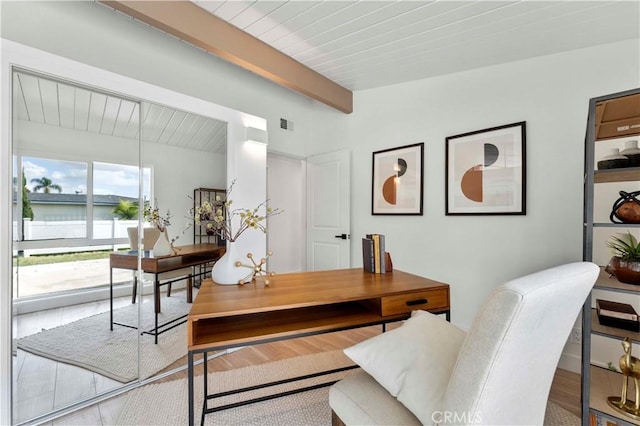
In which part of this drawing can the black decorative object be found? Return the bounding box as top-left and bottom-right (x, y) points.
(598, 148), (630, 170)
(610, 190), (640, 224)
(596, 299), (640, 332)
(621, 140), (640, 167)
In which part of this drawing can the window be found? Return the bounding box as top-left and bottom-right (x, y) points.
(20, 156), (88, 239)
(15, 156), (150, 241)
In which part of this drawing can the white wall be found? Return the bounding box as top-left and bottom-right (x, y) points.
(309, 39), (640, 337)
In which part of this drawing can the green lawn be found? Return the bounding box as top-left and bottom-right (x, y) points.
(14, 250), (125, 267)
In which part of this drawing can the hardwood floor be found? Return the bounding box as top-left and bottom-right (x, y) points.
(14, 299), (581, 425)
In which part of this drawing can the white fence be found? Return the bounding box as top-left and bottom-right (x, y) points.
(16, 219), (138, 256)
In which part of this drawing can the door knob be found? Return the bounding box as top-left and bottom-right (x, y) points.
(334, 234), (349, 240)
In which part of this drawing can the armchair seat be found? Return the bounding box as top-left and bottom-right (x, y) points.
(330, 262), (599, 426)
(330, 369), (420, 426)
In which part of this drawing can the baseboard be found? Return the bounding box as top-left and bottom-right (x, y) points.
(557, 352), (581, 374)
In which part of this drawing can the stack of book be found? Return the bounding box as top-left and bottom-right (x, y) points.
(596, 299), (640, 332)
(362, 234), (386, 273)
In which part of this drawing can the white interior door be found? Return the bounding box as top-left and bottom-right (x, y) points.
(306, 149), (351, 271)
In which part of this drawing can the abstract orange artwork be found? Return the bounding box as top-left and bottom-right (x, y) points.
(446, 122), (526, 215)
(372, 143), (423, 215)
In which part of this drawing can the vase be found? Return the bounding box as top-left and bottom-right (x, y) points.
(598, 148), (630, 170)
(620, 140), (640, 167)
(153, 229), (173, 256)
(211, 243), (247, 285)
(607, 256), (640, 285)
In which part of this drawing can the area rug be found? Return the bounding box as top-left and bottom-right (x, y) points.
(115, 350), (579, 425)
(16, 297), (191, 383)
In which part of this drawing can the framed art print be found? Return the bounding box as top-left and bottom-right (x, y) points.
(372, 142), (424, 215)
(446, 122), (526, 215)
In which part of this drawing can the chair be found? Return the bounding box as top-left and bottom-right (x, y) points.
(126, 227), (193, 307)
(329, 262), (599, 425)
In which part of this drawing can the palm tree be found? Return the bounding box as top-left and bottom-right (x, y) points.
(112, 199), (138, 219)
(30, 176), (62, 193)
(22, 171), (34, 220)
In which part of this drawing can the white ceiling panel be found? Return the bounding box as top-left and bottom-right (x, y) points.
(74, 88), (91, 131)
(39, 78), (60, 126)
(190, 0), (639, 91)
(57, 83), (76, 129)
(101, 96), (122, 135)
(244, 1), (320, 38)
(87, 93), (106, 134)
(226, 1), (287, 30)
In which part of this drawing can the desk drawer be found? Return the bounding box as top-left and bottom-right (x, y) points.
(380, 289), (448, 316)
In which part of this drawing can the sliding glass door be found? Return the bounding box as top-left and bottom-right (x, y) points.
(10, 67), (229, 424)
(11, 69), (143, 423)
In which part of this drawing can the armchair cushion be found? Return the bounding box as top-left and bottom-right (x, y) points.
(343, 310), (466, 424)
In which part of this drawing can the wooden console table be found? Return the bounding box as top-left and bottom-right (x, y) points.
(109, 243), (225, 343)
(187, 268), (451, 425)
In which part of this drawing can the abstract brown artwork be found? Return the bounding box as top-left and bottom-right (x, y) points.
(446, 122), (526, 215)
(372, 143), (423, 215)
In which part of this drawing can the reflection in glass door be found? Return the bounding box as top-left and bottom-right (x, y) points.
(11, 70), (142, 424)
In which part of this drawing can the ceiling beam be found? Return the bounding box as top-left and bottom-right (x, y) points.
(100, 1), (353, 114)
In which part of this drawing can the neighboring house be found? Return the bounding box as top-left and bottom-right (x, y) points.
(24, 193), (138, 221)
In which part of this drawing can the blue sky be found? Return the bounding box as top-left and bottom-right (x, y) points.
(22, 156), (149, 198)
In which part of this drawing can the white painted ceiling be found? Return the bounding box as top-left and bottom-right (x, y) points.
(13, 71), (228, 153)
(192, 0), (640, 91)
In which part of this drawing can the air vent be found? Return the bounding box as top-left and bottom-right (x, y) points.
(280, 118), (288, 130)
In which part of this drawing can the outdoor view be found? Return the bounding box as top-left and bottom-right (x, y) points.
(13, 155), (150, 298)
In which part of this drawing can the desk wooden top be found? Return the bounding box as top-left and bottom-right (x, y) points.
(110, 243), (225, 272)
(188, 268), (448, 321)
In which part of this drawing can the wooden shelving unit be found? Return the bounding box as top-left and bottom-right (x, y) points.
(192, 187), (226, 287)
(582, 88), (640, 426)
(595, 168), (640, 184)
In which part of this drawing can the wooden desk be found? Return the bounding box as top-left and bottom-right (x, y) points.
(187, 268), (450, 425)
(109, 243), (225, 343)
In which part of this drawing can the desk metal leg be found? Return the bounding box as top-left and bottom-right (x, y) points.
(154, 274), (160, 344)
(110, 267), (113, 331)
(203, 350), (208, 426)
(188, 351), (194, 426)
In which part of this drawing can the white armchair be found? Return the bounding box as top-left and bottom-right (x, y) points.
(126, 227), (193, 307)
(330, 262), (599, 425)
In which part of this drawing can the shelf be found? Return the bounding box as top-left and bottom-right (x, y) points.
(590, 366), (640, 425)
(595, 168), (640, 183)
(591, 223), (640, 228)
(594, 268), (640, 294)
(591, 308), (640, 344)
(188, 301), (405, 350)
